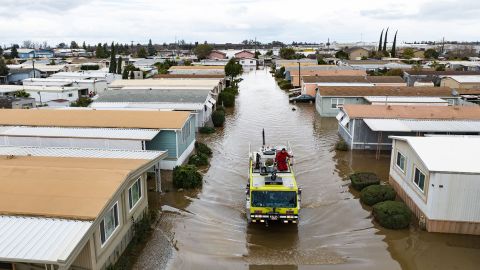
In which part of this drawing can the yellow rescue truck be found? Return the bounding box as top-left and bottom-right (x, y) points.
(246, 130), (301, 225)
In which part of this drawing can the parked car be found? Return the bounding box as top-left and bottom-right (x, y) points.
(289, 94), (315, 103)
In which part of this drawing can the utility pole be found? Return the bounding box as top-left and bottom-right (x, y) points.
(32, 51), (36, 78)
(298, 61), (301, 89)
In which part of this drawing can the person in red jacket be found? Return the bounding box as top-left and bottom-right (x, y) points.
(275, 148), (291, 171)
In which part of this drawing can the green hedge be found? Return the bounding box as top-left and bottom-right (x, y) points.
(350, 172), (380, 191)
(188, 153), (209, 166)
(373, 201), (412, 229)
(219, 91), (235, 107)
(195, 142), (212, 156)
(216, 105), (225, 112)
(212, 110), (225, 127)
(223, 86), (239, 95)
(173, 165), (203, 189)
(199, 127), (215, 134)
(360, 185), (396, 206)
(278, 79), (293, 90)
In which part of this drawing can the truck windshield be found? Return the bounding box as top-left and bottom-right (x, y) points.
(251, 191), (297, 208)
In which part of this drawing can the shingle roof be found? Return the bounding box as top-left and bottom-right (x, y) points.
(96, 89), (211, 103)
(302, 76), (369, 83)
(343, 105), (480, 120)
(319, 86), (453, 97)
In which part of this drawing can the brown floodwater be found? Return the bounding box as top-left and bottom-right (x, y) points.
(135, 69), (480, 270)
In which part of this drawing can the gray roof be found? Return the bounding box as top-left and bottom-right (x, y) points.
(95, 89), (211, 103)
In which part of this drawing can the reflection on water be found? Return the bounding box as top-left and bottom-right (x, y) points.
(134, 69), (480, 270)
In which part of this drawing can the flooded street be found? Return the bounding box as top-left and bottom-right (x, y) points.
(135, 70), (480, 270)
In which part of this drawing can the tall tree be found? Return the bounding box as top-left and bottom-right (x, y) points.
(117, 56), (123, 74)
(102, 43), (109, 58)
(82, 41), (87, 50)
(391, 30), (398, 57)
(95, 43), (104, 58)
(147, 39), (156, 56)
(137, 47), (148, 58)
(70, 41), (79, 49)
(225, 58), (243, 83)
(193, 44), (213, 60)
(0, 58), (9, 76)
(383, 27), (389, 53)
(109, 42), (116, 73)
(378, 29), (384, 52)
(11, 47), (18, 58)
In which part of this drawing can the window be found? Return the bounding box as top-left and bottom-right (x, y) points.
(413, 167), (426, 192)
(181, 120), (191, 143)
(396, 151), (406, 172)
(447, 99), (455, 106)
(331, 98), (345, 109)
(68, 93), (73, 97)
(251, 191), (297, 208)
(128, 178), (142, 210)
(100, 203), (119, 245)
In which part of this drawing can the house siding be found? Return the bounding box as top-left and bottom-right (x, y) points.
(316, 95), (367, 117)
(146, 130), (177, 158)
(176, 116), (196, 158)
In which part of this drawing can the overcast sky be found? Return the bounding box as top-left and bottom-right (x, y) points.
(0, 0), (478, 47)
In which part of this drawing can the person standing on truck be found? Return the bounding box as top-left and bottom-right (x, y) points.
(275, 148), (291, 171)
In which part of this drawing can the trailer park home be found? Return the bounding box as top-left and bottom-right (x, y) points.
(337, 105), (480, 150)
(0, 152), (165, 270)
(0, 109), (196, 169)
(389, 136), (480, 235)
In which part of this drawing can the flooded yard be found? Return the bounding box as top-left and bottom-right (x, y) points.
(134, 69), (480, 270)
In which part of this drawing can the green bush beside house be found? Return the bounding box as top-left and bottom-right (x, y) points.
(173, 165), (203, 189)
(350, 172), (381, 191)
(360, 185), (396, 206)
(373, 201), (412, 230)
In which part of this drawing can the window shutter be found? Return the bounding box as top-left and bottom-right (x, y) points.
(113, 204), (119, 227)
(100, 220), (106, 244)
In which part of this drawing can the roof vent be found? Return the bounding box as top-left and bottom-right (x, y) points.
(451, 89), (459, 96)
(387, 105), (392, 110)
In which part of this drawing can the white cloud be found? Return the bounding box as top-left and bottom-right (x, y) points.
(0, 0), (478, 46)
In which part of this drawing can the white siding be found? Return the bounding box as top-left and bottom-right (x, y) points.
(0, 136), (143, 150)
(428, 172), (480, 222)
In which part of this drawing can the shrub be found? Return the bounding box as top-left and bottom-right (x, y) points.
(212, 110), (225, 127)
(188, 153), (209, 166)
(216, 105), (225, 112)
(373, 201), (412, 229)
(350, 172), (380, 191)
(278, 79), (293, 90)
(335, 140), (348, 151)
(223, 86), (239, 96)
(199, 126), (215, 134)
(195, 142), (212, 156)
(219, 91), (235, 107)
(173, 165), (203, 189)
(360, 185), (396, 206)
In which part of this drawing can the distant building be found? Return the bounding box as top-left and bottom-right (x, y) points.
(239, 58), (257, 67)
(34, 49), (54, 58)
(337, 105), (480, 150)
(389, 136), (480, 235)
(0, 85), (87, 106)
(0, 96), (36, 109)
(5, 67), (41, 84)
(168, 66), (225, 76)
(3, 48), (35, 59)
(23, 77), (108, 94)
(440, 75), (480, 90)
(234, 50), (255, 59)
(345, 47), (370, 60)
(316, 86), (458, 117)
(301, 76), (373, 96)
(403, 70), (480, 86)
(208, 50), (227, 60)
(289, 69), (367, 87)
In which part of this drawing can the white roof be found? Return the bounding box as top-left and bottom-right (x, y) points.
(364, 119), (480, 133)
(0, 216), (91, 264)
(446, 75), (480, 83)
(0, 126), (160, 140)
(0, 85), (82, 93)
(110, 79), (220, 88)
(315, 83), (374, 87)
(90, 102), (204, 110)
(391, 136), (480, 173)
(364, 96), (448, 104)
(0, 146), (166, 160)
